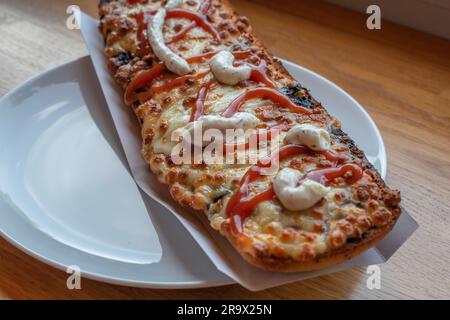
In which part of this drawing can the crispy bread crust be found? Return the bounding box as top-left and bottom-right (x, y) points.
(222, 206), (400, 272)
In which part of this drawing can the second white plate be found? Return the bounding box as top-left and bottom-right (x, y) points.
(0, 56), (386, 288)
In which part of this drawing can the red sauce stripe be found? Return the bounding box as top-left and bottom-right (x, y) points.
(124, 62), (166, 106)
(166, 9), (221, 41)
(191, 80), (216, 122)
(137, 70), (210, 102)
(222, 87), (312, 118)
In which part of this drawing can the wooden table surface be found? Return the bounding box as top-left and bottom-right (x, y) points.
(0, 0), (449, 300)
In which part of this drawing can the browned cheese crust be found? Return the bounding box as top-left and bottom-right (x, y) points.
(98, 0), (402, 272)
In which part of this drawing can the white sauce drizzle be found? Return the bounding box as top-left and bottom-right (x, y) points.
(182, 112), (260, 147)
(285, 123), (331, 151)
(273, 168), (330, 211)
(147, 8), (191, 75)
(209, 51), (251, 85)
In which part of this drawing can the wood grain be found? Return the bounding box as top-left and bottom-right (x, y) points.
(0, 0), (449, 299)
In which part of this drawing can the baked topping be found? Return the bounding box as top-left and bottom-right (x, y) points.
(209, 50), (251, 85)
(165, 0), (183, 10)
(285, 123), (331, 151)
(273, 168), (330, 211)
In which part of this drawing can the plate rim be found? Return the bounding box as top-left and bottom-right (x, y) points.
(0, 55), (386, 289)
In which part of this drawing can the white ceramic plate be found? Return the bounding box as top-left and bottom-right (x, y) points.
(0, 56), (386, 289)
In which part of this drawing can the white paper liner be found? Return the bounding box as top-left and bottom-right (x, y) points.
(78, 12), (418, 291)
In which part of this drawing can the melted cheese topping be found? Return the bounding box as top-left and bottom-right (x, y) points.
(285, 124), (331, 151)
(273, 168), (330, 211)
(147, 9), (191, 75)
(206, 86), (246, 114)
(209, 51), (251, 85)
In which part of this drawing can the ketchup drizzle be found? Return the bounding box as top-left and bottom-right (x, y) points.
(249, 60), (276, 89)
(223, 124), (288, 153)
(166, 9), (221, 41)
(166, 0), (212, 44)
(127, 0), (147, 4)
(190, 80), (216, 122)
(166, 21), (197, 44)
